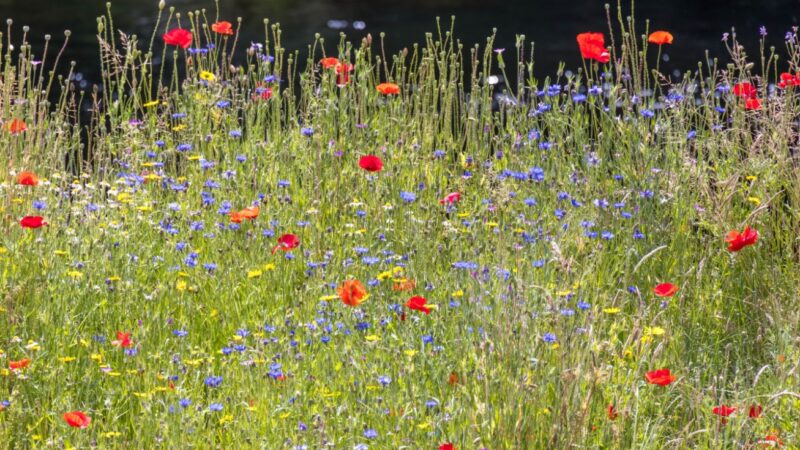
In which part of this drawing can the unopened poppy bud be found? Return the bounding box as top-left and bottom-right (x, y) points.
(159, 0), (166, 9)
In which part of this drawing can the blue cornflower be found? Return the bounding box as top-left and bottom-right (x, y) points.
(542, 333), (557, 343)
(173, 329), (188, 337)
(362, 256), (380, 265)
(529, 166), (545, 182)
(399, 191), (416, 203)
(209, 403), (223, 412)
(204, 375), (223, 388)
(363, 429), (378, 439)
(300, 127), (314, 136)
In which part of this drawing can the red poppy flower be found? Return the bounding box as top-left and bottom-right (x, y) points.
(576, 32), (610, 63)
(271, 233), (300, 254)
(163, 28), (193, 49)
(338, 279), (368, 306)
(733, 82), (758, 99)
(258, 87), (273, 100)
(778, 72), (800, 89)
(648, 31), (674, 45)
(376, 82), (400, 95)
(113, 331), (132, 348)
(335, 62), (353, 86)
(713, 405), (736, 417)
(645, 368), (676, 386)
(607, 404), (618, 420)
(9, 358), (30, 370)
(6, 119), (27, 134)
(439, 444), (455, 450)
(440, 192), (461, 205)
(229, 206), (259, 223)
(16, 171), (39, 186)
(713, 404), (736, 424)
(320, 57), (340, 69)
(406, 296), (431, 314)
(20, 216), (47, 228)
(358, 155), (383, 172)
(653, 283), (679, 297)
(211, 21), (234, 36)
(725, 226), (758, 252)
(745, 98), (762, 110)
(63, 411), (91, 428)
(748, 404), (763, 419)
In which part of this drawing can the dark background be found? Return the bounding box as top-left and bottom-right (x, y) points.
(2, 0), (799, 89)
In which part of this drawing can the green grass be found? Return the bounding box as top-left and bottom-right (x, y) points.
(1, 1), (799, 448)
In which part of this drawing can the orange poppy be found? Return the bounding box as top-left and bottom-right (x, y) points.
(211, 21), (234, 36)
(16, 171), (39, 186)
(648, 31), (674, 45)
(448, 371), (459, 386)
(63, 411), (91, 428)
(229, 206), (259, 223)
(6, 119), (27, 134)
(376, 82), (400, 95)
(607, 404), (618, 420)
(9, 358), (30, 370)
(392, 279), (416, 292)
(320, 57), (340, 69)
(337, 279), (368, 306)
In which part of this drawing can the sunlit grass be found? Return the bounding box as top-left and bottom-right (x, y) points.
(0, 1), (799, 448)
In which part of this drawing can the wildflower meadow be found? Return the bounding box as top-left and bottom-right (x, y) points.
(1, 1), (800, 448)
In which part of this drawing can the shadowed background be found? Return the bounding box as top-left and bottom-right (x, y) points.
(1, 0), (798, 89)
